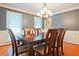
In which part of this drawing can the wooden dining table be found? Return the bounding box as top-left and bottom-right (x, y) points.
(21, 33), (46, 56)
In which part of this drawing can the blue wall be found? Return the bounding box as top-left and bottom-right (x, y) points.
(52, 9), (79, 30)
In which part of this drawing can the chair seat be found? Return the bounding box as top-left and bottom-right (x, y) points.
(17, 44), (28, 54)
(33, 44), (48, 56)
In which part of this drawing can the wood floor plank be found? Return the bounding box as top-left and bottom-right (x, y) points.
(63, 42), (79, 56)
(0, 42), (79, 56)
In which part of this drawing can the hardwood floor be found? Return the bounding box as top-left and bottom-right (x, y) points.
(0, 45), (12, 56)
(0, 42), (79, 56)
(63, 42), (79, 56)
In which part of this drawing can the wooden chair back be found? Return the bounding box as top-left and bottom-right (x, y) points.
(24, 28), (33, 35)
(34, 28), (41, 35)
(8, 29), (18, 55)
(57, 28), (66, 47)
(44, 29), (60, 55)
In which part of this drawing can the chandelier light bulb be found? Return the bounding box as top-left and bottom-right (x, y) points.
(41, 10), (44, 14)
(44, 7), (47, 11)
(40, 14), (42, 17)
(37, 12), (40, 16)
(47, 10), (51, 14)
(45, 15), (48, 18)
(50, 13), (53, 16)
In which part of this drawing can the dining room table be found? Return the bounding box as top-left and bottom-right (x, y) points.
(21, 33), (46, 56)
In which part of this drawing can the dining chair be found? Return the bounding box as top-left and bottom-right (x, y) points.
(55, 28), (66, 56)
(34, 28), (41, 35)
(33, 29), (60, 56)
(8, 29), (28, 56)
(23, 28), (33, 35)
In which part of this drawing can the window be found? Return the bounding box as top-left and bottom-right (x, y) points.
(34, 16), (42, 29)
(6, 11), (22, 40)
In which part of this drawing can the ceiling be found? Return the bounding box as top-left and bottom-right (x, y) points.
(0, 3), (79, 15)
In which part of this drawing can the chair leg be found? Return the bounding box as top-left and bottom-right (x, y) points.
(61, 46), (64, 55)
(26, 52), (28, 55)
(57, 48), (59, 56)
(15, 52), (18, 56)
(12, 51), (14, 56)
(52, 48), (55, 56)
(12, 49), (14, 56)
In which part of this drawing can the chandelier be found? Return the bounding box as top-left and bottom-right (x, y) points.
(37, 3), (52, 20)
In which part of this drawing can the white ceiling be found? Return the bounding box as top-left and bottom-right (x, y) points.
(1, 3), (79, 15)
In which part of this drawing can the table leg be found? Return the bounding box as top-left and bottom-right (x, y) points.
(28, 43), (34, 56)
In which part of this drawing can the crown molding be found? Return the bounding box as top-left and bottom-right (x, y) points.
(0, 4), (37, 16)
(0, 4), (79, 16)
(53, 6), (79, 15)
